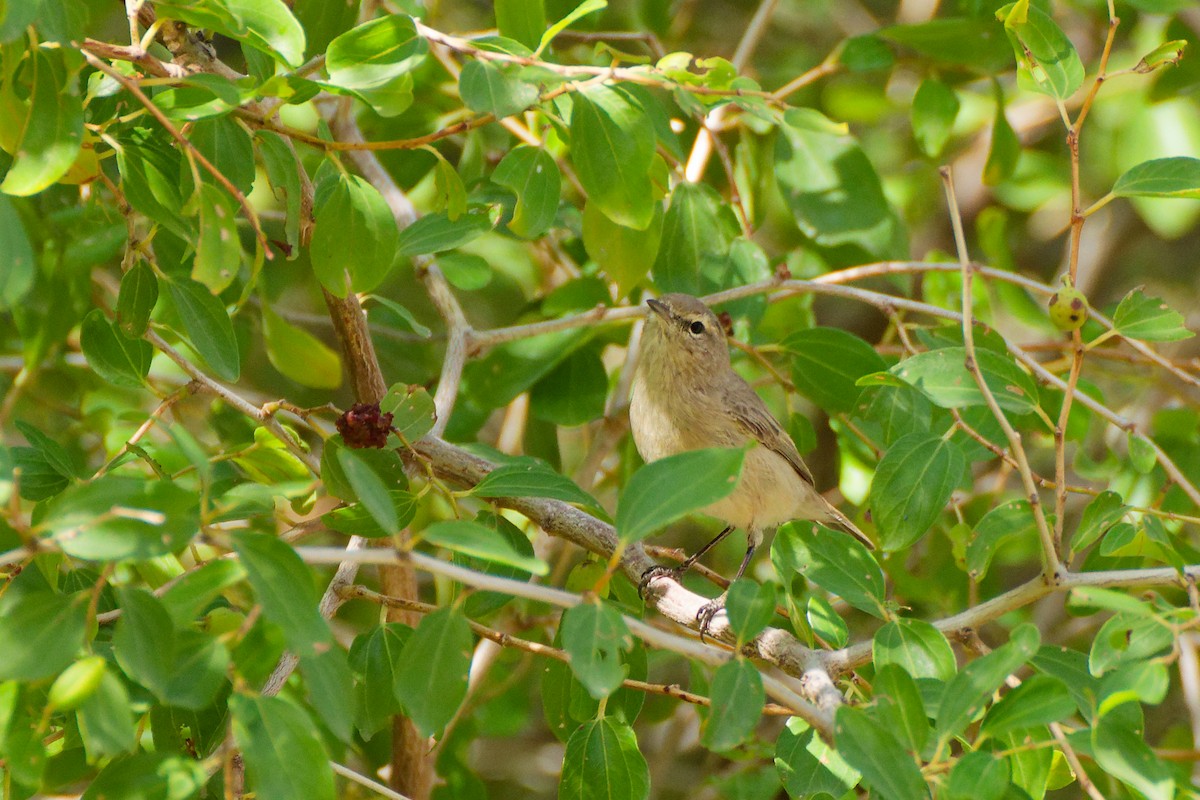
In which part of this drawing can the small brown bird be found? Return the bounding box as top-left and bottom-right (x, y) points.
(630, 293), (874, 633)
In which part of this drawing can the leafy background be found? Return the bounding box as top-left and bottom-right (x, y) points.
(2, 0), (1200, 798)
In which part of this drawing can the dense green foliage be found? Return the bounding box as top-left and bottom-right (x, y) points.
(2, 0), (1200, 798)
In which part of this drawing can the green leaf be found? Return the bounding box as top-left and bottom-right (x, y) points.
(1128, 432), (1157, 474)
(232, 532), (330, 655)
(775, 717), (860, 799)
(152, 74), (241, 122)
(869, 432), (964, 551)
(559, 716), (649, 800)
(1092, 711), (1174, 800)
(382, 384), (438, 442)
(297, 646), (355, 745)
(0, 590), (87, 680)
(160, 559), (247, 626)
(1111, 288), (1193, 342)
(775, 108), (906, 260)
(861, 384), (933, 446)
(946, 751), (1011, 800)
(43, 477), (198, 561)
(460, 59), (539, 119)
(163, 276), (241, 381)
(840, 35), (894, 71)
(493, 145), (561, 239)
(571, 85), (656, 230)
(784, 327), (886, 414)
(879, 18), (1012, 71)
(529, 346), (608, 427)
(423, 519), (548, 576)
(393, 606), (473, 736)
(335, 447), (398, 534)
(652, 181), (736, 294)
(472, 461), (599, 508)
(312, 172), (399, 296)
(112, 589), (177, 703)
(349, 624), (407, 737)
(937, 624), (1040, 738)
(260, 301), (343, 389)
(873, 664), (930, 756)
(702, 658), (764, 751)
(1088, 612), (1173, 676)
(255, 130), (303, 256)
(888, 347), (1039, 414)
(723, 579), (776, 645)
(116, 262), (158, 338)
(873, 619), (956, 682)
(79, 309), (153, 388)
(0, 195), (33, 309)
(82, 752), (208, 800)
(367, 296), (432, 338)
(437, 252), (492, 291)
(979, 674), (1075, 739)
(1, 49), (83, 196)
(582, 200), (662, 297)
(10, 446), (70, 500)
(1069, 585), (1156, 618)
(776, 521), (886, 618)
(537, 0), (607, 57)
(189, 116), (255, 196)
(230, 694), (335, 800)
(984, 84), (1020, 185)
(998, 2), (1085, 100)
(834, 705), (928, 800)
(13, 421), (76, 480)
(806, 595), (847, 648)
(322, 492), (417, 538)
(1098, 661), (1169, 714)
(911, 77), (959, 158)
(120, 597), (229, 711)
(235, 533), (354, 737)
(966, 500), (1038, 579)
(77, 671), (136, 758)
(560, 601), (633, 700)
(1070, 490), (1127, 551)
(395, 206), (495, 258)
(615, 447), (745, 544)
(0, 1), (44, 43)
(1136, 38), (1188, 72)
(1112, 157), (1200, 199)
(155, 0), (307, 67)
(496, 0), (544, 49)
(190, 183), (241, 293)
(116, 129), (189, 239)
(326, 13), (427, 116)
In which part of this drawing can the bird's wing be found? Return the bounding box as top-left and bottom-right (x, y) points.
(722, 380), (815, 487)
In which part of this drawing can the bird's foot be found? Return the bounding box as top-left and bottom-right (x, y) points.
(695, 596), (726, 642)
(638, 564), (684, 599)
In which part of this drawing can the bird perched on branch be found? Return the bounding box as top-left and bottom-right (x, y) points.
(630, 293), (875, 635)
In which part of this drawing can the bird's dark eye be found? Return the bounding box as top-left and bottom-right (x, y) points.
(689, 320), (705, 335)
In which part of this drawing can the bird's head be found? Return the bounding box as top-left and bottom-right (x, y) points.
(641, 293), (730, 374)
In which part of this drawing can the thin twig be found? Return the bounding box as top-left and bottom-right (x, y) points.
(941, 166), (1063, 580)
(78, 47), (271, 257)
(341, 584), (796, 716)
(141, 330), (318, 474)
(330, 761), (412, 800)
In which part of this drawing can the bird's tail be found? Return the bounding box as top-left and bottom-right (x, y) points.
(824, 504), (875, 550)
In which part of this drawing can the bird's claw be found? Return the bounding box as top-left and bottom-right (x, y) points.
(695, 598), (724, 642)
(638, 564), (683, 599)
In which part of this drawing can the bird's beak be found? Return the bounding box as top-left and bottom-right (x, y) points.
(646, 298), (669, 319)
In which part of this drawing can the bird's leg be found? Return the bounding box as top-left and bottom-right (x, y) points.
(638, 525), (736, 598)
(695, 541), (757, 639)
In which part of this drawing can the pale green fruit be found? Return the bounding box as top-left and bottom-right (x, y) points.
(1049, 284), (1089, 332)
